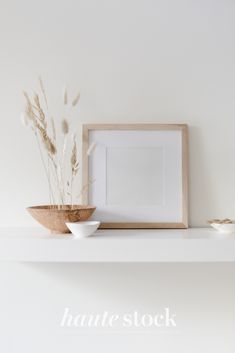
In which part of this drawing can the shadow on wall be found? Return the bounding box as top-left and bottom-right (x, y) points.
(189, 125), (217, 227)
(21, 262), (235, 316)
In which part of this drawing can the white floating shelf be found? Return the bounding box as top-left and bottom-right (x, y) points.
(0, 227), (235, 262)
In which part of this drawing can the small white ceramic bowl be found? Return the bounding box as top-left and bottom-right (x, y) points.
(210, 223), (235, 233)
(66, 221), (100, 238)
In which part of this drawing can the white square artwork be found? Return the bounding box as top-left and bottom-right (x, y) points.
(106, 147), (164, 206)
(83, 125), (188, 228)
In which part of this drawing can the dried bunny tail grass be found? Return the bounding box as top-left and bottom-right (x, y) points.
(35, 120), (57, 155)
(23, 91), (31, 105)
(63, 87), (68, 105)
(23, 93), (36, 123)
(71, 137), (79, 175)
(23, 91), (34, 119)
(87, 142), (97, 156)
(61, 118), (69, 134)
(34, 94), (47, 128)
(72, 92), (80, 106)
(25, 104), (34, 122)
(23, 91), (48, 133)
(51, 117), (56, 141)
(38, 76), (48, 109)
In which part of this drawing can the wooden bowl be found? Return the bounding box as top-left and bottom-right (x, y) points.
(27, 205), (96, 234)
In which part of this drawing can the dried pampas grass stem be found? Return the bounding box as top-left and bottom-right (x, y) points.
(70, 137), (79, 206)
(63, 87), (68, 105)
(51, 117), (56, 141)
(77, 178), (96, 204)
(35, 120), (56, 155)
(71, 138), (79, 175)
(72, 93), (80, 107)
(61, 119), (69, 135)
(87, 142), (97, 156)
(38, 76), (48, 109)
(34, 94), (47, 129)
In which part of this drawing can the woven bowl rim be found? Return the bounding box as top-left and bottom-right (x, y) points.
(27, 205), (96, 211)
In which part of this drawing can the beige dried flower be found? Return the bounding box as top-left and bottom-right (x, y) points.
(38, 76), (48, 109)
(71, 138), (79, 175)
(34, 94), (47, 129)
(22, 80), (84, 208)
(23, 92), (34, 121)
(51, 117), (56, 141)
(61, 119), (69, 135)
(63, 87), (68, 105)
(35, 120), (56, 155)
(72, 93), (80, 106)
(23, 91), (31, 106)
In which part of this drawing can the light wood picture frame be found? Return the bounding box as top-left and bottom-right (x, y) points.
(82, 124), (188, 229)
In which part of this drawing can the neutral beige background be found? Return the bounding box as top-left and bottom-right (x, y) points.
(1, 0), (235, 227)
(0, 1), (235, 353)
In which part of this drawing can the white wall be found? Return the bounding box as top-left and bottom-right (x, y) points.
(0, 1), (235, 352)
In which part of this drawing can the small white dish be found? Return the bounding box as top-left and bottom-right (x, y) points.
(210, 223), (235, 234)
(66, 221), (100, 238)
